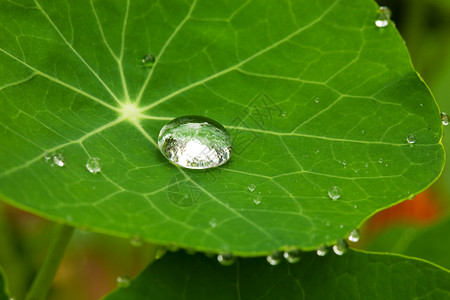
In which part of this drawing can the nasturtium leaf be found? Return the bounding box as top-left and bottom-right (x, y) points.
(0, 0), (444, 255)
(0, 268), (10, 300)
(367, 217), (450, 270)
(103, 250), (450, 300)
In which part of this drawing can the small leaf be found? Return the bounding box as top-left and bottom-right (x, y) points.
(103, 250), (450, 300)
(0, 0), (444, 255)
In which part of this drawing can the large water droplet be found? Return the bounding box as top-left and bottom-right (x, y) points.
(117, 275), (131, 288)
(130, 235), (143, 247)
(283, 249), (302, 264)
(158, 116), (232, 169)
(328, 186), (341, 200)
(375, 6), (391, 28)
(406, 134), (416, 144)
(348, 229), (360, 243)
(316, 245), (328, 256)
(441, 112), (449, 126)
(332, 239), (348, 256)
(53, 153), (65, 167)
(217, 253), (235, 266)
(141, 54), (155, 67)
(266, 251), (283, 266)
(248, 184), (256, 192)
(86, 157), (101, 173)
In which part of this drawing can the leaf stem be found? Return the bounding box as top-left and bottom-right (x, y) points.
(25, 223), (74, 300)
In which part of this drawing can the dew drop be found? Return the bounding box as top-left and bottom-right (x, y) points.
(209, 218), (217, 228)
(332, 239), (348, 256)
(316, 245), (328, 256)
(53, 153), (65, 167)
(283, 248), (302, 264)
(154, 247), (167, 260)
(266, 251), (283, 266)
(314, 97), (320, 103)
(375, 6), (391, 28)
(158, 116), (232, 169)
(130, 235), (143, 247)
(141, 54), (155, 67)
(348, 229), (360, 243)
(248, 184), (256, 192)
(441, 112), (449, 126)
(253, 196), (261, 205)
(217, 253), (235, 266)
(86, 157), (101, 174)
(406, 134), (416, 144)
(117, 275), (131, 288)
(328, 186), (341, 200)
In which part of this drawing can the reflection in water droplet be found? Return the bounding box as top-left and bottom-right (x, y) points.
(328, 186), (341, 200)
(314, 97), (320, 103)
(130, 236), (143, 247)
(441, 112), (449, 126)
(375, 6), (391, 28)
(406, 134), (416, 144)
(253, 196), (261, 205)
(332, 239), (348, 255)
(217, 253), (235, 266)
(141, 54), (155, 67)
(316, 245), (328, 256)
(86, 157), (101, 173)
(158, 116), (232, 169)
(378, 158), (383, 164)
(266, 251), (283, 266)
(53, 153), (65, 167)
(248, 184), (256, 192)
(348, 229), (360, 243)
(283, 249), (302, 263)
(117, 275), (131, 288)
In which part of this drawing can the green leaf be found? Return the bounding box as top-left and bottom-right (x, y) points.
(0, 0), (444, 255)
(367, 216), (450, 270)
(0, 267), (10, 300)
(103, 250), (450, 300)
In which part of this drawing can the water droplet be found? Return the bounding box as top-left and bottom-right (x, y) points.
(408, 194), (415, 200)
(361, 130), (365, 134)
(53, 153), (65, 167)
(158, 116), (232, 169)
(339, 224), (344, 229)
(266, 251), (283, 266)
(375, 6), (391, 28)
(314, 97), (320, 103)
(253, 196), (261, 205)
(328, 186), (341, 200)
(378, 158), (383, 164)
(217, 253), (235, 266)
(248, 184), (256, 192)
(332, 239), (348, 256)
(117, 275), (131, 288)
(441, 112), (449, 126)
(281, 111), (287, 117)
(283, 248), (302, 263)
(86, 157), (101, 174)
(316, 245), (328, 256)
(348, 229), (360, 242)
(130, 235), (143, 247)
(364, 162), (369, 168)
(155, 247), (167, 260)
(185, 248), (196, 255)
(209, 218), (217, 227)
(141, 54), (155, 67)
(406, 134), (416, 144)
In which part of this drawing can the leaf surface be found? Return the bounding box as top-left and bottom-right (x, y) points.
(0, 0), (444, 255)
(103, 250), (450, 300)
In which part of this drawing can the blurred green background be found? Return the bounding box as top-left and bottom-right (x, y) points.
(1, 0), (450, 299)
